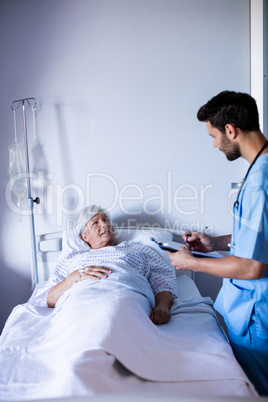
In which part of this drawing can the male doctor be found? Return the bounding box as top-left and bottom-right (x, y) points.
(168, 91), (268, 395)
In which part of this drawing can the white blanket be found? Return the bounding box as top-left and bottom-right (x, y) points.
(0, 268), (255, 400)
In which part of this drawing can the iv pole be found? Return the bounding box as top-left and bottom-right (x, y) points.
(11, 98), (40, 288)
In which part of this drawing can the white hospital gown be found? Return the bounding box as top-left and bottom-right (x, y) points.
(32, 241), (177, 307)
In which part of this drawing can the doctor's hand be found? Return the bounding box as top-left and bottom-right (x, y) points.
(167, 247), (195, 271)
(183, 231), (215, 253)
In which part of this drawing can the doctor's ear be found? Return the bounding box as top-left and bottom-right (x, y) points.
(225, 124), (237, 139)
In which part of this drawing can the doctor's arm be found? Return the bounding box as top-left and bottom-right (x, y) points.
(167, 247), (266, 280)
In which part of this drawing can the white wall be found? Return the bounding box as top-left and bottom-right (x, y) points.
(251, 0), (264, 129)
(0, 0), (250, 330)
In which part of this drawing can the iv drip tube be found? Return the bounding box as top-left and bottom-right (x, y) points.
(11, 98), (40, 287)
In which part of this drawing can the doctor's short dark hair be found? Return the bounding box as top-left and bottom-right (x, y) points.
(197, 91), (260, 134)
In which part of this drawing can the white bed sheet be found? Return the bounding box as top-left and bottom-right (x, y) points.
(0, 272), (258, 401)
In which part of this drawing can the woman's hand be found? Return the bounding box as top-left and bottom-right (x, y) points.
(150, 305), (171, 325)
(150, 291), (172, 325)
(47, 266), (112, 308)
(75, 266), (112, 282)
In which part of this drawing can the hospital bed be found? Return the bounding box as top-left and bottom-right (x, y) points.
(0, 227), (261, 401)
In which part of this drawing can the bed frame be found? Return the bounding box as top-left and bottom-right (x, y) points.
(36, 231), (63, 283)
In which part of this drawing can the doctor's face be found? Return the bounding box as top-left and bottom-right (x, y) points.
(206, 121), (241, 161)
(81, 212), (115, 249)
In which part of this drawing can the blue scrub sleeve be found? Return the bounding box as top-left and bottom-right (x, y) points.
(234, 186), (268, 263)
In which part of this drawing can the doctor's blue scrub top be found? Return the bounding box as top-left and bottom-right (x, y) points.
(214, 154), (268, 338)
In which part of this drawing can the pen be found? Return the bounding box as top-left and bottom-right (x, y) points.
(198, 226), (208, 234)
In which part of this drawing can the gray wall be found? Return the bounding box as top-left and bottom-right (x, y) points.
(0, 0), (250, 332)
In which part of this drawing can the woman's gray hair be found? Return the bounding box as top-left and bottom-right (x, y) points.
(75, 204), (110, 235)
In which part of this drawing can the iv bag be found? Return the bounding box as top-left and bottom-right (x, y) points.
(8, 142), (27, 198)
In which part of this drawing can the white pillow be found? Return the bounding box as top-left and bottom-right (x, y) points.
(60, 228), (90, 258)
(60, 226), (174, 268)
(115, 228), (173, 267)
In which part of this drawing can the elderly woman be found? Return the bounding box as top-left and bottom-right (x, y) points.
(35, 205), (177, 325)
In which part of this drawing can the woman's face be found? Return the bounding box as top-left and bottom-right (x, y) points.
(80, 212), (115, 249)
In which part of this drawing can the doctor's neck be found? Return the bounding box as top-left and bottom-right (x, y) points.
(239, 130), (268, 164)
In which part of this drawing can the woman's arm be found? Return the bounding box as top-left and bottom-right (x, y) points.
(150, 291), (172, 325)
(47, 266), (112, 308)
(47, 270), (80, 308)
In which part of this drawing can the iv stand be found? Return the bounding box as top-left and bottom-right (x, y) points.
(11, 98), (40, 288)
